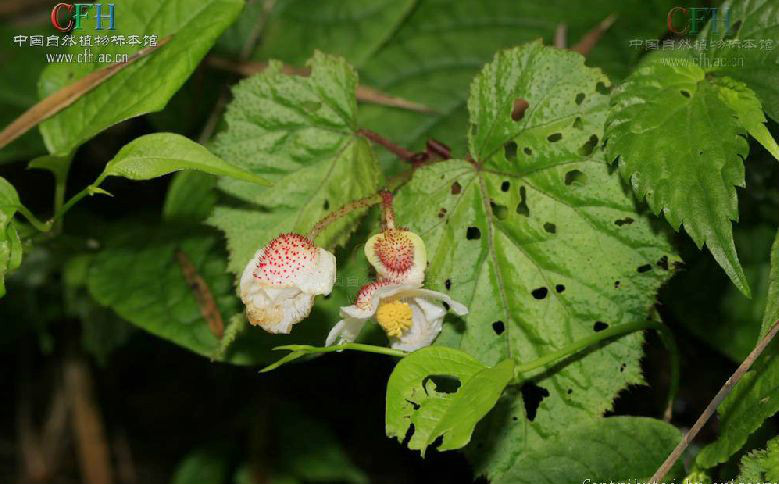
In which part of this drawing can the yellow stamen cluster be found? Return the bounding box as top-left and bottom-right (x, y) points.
(375, 300), (413, 337)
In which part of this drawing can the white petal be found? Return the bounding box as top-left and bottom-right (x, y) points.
(413, 296), (447, 322)
(361, 282), (423, 313)
(390, 302), (443, 351)
(340, 304), (374, 320)
(398, 287), (469, 316)
(295, 248), (336, 295)
(325, 317), (368, 346)
(242, 286), (314, 334)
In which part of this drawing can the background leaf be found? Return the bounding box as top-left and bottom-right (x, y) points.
(699, 0), (779, 123)
(38, 0), (244, 155)
(255, 0), (417, 68)
(0, 177), (23, 297)
(356, 0), (684, 160)
(495, 417), (682, 484)
(0, 24), (47, 163)
(695, 228), (779, 468)
(87, 224), (240, 360)
(734, 435), (779, 483)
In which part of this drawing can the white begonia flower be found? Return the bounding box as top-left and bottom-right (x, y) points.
(326, 280), (468, 351)
(240, 233), (335, 334)
(364, 228), (427, 285)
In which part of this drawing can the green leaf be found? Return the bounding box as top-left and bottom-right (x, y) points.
(495, 417), (682, 484)
(102, 133), (269, 185)
(275, 404), (368, 484)
(85, 221), (348, 364)
(695, 228), (779, 468)
(714, 77), (779, 161)
(163, 171), (218, 224)
(666, 224), (775, 362)
(735, 435), (779, 483)
(38, 0), (244, 155)
(700, 0), (779, 122)
(87, 224), (240, 359)
(256, 0), (416, 67)
(394, 43), (678, 481)
(63, 253), (135, 364)
(208, 52), (382, 275)
(357, 0), (681, 160)
(386, 346), (514, 455)
(0, 24), (47, 163)
(605, 53), (759, 295)
(171, 444), (233, 484)
(0, 177), (23, 297)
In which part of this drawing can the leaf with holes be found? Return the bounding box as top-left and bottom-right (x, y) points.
(385, 346), (514, 455)
(392, 42), (678, 480)
(208, 52), (382, 275)
(38, 0), (244, 155)
(694, 228), (779, 469)
(494, 417), (682, 484)
(604, 48), (779, 296)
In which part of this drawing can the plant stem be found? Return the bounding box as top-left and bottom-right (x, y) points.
(650, 319), (779, 483)
(307, 192), (383, 241)
(274, 343), (407, 358)
(13, 205), (52, 232)
(357, 128), (416, 162)
(51, 174), (108, 224)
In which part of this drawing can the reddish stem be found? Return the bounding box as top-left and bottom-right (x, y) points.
(307, 192), (382, 241)
(380, 190), (396, 230)
(357, 129), (416, 162)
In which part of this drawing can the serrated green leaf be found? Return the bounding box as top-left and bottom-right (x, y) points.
(393, 43), (677, 481)
(700, 0), (779, 122)
(38, 0), (244, 155)
(208, 52), (382, 275)
(605, 54), (756, 295)
(256, 0), (417, 67)
(714, 77), (779, 161)
(695, 228), (779, 468)
(495, 417), (682, 484)
(102, 133), (269, 185)
(735, 435), (779, 483)
(385, 346), (514, 455)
